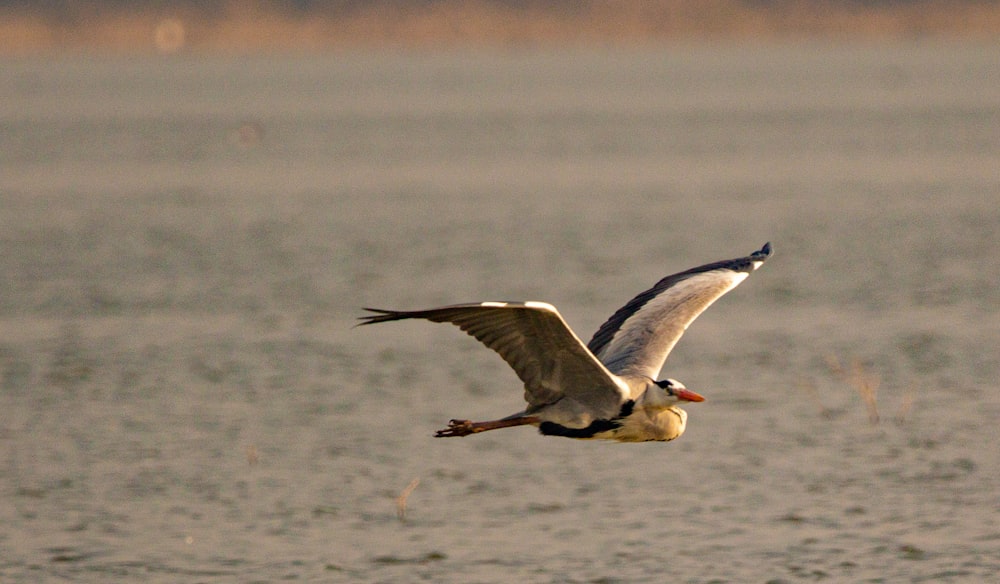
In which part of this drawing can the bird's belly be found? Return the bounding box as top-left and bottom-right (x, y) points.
(537, 409), (684, 442)
(607, 408), (686, 443)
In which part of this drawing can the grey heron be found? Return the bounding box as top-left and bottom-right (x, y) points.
(358, 242), (772, 442)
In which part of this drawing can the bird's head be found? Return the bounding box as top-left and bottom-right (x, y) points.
(655, 378), (705, 404)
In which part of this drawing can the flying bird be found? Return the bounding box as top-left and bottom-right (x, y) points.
(358, 242), (772, 442)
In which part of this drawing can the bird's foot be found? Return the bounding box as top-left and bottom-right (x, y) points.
(434, 419), (475, 438)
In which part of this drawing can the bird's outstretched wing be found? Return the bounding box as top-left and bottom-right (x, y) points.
(357, 302), (628, 419)
(588, 242), (772, 379)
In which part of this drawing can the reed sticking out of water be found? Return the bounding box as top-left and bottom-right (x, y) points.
(826, 354), (881, 425)
(797, 376), (835, 420)
(396, 477), (420, 522)
(894, 388), (914, 425)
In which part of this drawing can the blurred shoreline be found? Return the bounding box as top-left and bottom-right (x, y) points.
(2, 0), (1000, 55)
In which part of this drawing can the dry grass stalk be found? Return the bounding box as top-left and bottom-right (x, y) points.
(246, 444), (259, 465)
(850, 359), (881, 425)
(396, 477), (421, 522)
(895, 385), (915, 425)
(826, 354), (881, 425)
(797, 376), (833, 419)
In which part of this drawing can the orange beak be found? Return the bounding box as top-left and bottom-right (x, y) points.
(675, 388), (705, 402)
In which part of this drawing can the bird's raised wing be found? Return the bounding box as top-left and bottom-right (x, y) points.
(357, 302), (628, 419)
(588, 242), (772, 379)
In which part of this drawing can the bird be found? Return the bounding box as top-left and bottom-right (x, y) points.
(357, 242), (772, 443)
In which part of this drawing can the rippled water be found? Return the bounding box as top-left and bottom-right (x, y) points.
(2, 44), (999, 582)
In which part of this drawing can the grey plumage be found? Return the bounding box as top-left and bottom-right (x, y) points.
(358, 242), (772, 442)
(360, 301), (628, 422)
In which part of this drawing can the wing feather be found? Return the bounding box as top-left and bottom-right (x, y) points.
(588, 242), (772, 379)
(358, 302), (628, 418)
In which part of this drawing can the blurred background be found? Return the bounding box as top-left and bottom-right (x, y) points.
(2, 0), (1000, 53)
(2, 2), (999, 583)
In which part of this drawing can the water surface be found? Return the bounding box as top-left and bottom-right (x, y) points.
(2, 44), (999, 582)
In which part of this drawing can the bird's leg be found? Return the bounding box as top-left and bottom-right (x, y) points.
(434, 416), (540, 438)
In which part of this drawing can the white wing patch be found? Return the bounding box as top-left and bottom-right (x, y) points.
(597, 268), (751, 378)
(634, 270), (748, 332)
